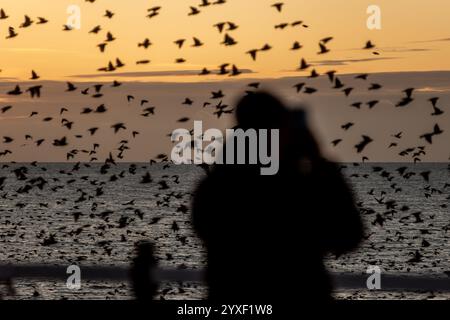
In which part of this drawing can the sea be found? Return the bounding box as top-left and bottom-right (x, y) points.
(0, 162), (449, 300)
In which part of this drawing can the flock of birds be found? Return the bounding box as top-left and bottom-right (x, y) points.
(0, 1), (449, 299)
(0, 2), (447, 163)
(344, 163), (449, 262)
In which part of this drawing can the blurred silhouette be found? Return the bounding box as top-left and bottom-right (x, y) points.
(131, 241), (158, 301)
(192, 91), (364, 303)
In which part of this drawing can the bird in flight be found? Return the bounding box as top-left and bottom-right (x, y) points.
(188, 6), (201, 16)
(174, 39), (186, 48)
(0, 9), (8, 19)
(271, 2), (284, 12)
(420, 124), (443, 144)
(298, 58), (310, 70)
(37, 17), (48, 24)
(30, 70), (40, 80)
(364, 40), (375, 49)
(19, 15), (33, 28)
(138, 38), (152, 49)
(355, 135), (373, 153)
(6, 27), (18, 39)
(147, 6), (161, 19)
(104, 10), (114, 19)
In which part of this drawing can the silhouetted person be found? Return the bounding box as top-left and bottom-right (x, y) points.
(192, 92), (364, 303)
(131, 241), (158, 301)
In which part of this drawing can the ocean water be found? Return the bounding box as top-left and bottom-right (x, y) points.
(0, 162), (449, 300)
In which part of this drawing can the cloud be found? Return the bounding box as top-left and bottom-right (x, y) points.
(0, 115), (29, 121)
(411, 38), (450, 43)
(312, 57), (399, 66)
(381, 48), (432, 53)
(416, 86), (450, 93)
(70, 69), (255, 78)
(0, 48), (81, 54)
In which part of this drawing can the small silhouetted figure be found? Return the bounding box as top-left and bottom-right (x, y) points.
(131, 241), (158, 301)
(192, 92), (364, 303)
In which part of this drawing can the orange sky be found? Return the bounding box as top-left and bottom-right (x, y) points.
(1, 0), (449, 81)
(0, 1), (449, 163)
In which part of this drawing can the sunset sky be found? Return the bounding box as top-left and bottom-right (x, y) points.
(0, 0), (449, 163)
(1, 0), (449, 81)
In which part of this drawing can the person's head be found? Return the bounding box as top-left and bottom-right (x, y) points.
(231, 91), (323, 171)
(235, 91), (287, 130)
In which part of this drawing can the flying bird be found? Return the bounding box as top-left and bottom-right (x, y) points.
(26, 85), (42, 98)
(1, 105), (12, 113)
(291, 41), (302, 50)
(364, 40), (375, 49)
(420, 124), (443, 144)
(318, 43), (329, 54)
(271, 2), (284, 12)
(355, 135), (373, 153)
(298, 58), (310, 70)
(341, 122), (354, 131)
(246, 49), (259, 61)
(138, 38), (152, 49)
(293, 83), (305, 93)
(182, 98), (194, 106)
(188, 6), (200, 16)
(37, 17), (48, 24)
(355, 74), (369, 80)
(6, 27), (18, 39)
(331, 139), (342, 147)
(368, 83), (382, 90)
(174, 39), (186, 48)
(89, 25), (102, 34)
(30, 70), (40, 80)
(7, 85), (22, 95)
(192, 37), (204, 47)
(104, 10), (114, 19)
(19, 15), (33, 28)
(53, 137), (68, 147)
(221, 33), (237, 46)
(111, 123), (127, 133)
(0, 9), (8, 19)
